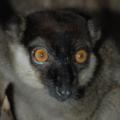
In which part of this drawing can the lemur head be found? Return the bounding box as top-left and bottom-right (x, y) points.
(8, 10), (101, 101)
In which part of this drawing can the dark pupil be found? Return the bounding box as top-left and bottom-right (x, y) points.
(79, 53), (84, 59)
(39, 52), (45, 58)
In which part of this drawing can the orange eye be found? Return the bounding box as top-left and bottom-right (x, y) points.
(75, 50), (88, 64)
(33, 48), (49, 63)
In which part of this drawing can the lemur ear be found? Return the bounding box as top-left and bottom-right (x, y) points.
(5, 15), (26, 42)
(88, 19), (101, 45)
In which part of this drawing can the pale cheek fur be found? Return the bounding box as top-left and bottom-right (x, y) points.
(78, 54), (97, 86)
(9, 43), (44, 89)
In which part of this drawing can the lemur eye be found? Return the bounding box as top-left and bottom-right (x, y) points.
(32, 48), (49, 64)
(75, 50), (88, 64)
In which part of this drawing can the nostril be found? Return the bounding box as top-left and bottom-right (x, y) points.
(66, 90), (71, 96)
(56, 87), (62, 96)
(61, 90), (66, 95)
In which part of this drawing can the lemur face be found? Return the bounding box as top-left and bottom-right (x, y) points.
(10, 10), (99, 101)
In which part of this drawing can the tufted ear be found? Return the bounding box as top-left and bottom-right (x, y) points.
(5, 15), (26, 42)
(88, 19), (101, 45)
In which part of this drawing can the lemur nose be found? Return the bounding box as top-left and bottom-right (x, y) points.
(56, 86), (71, 100)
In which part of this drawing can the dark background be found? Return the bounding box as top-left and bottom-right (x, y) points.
(10, 0), (120, 14)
